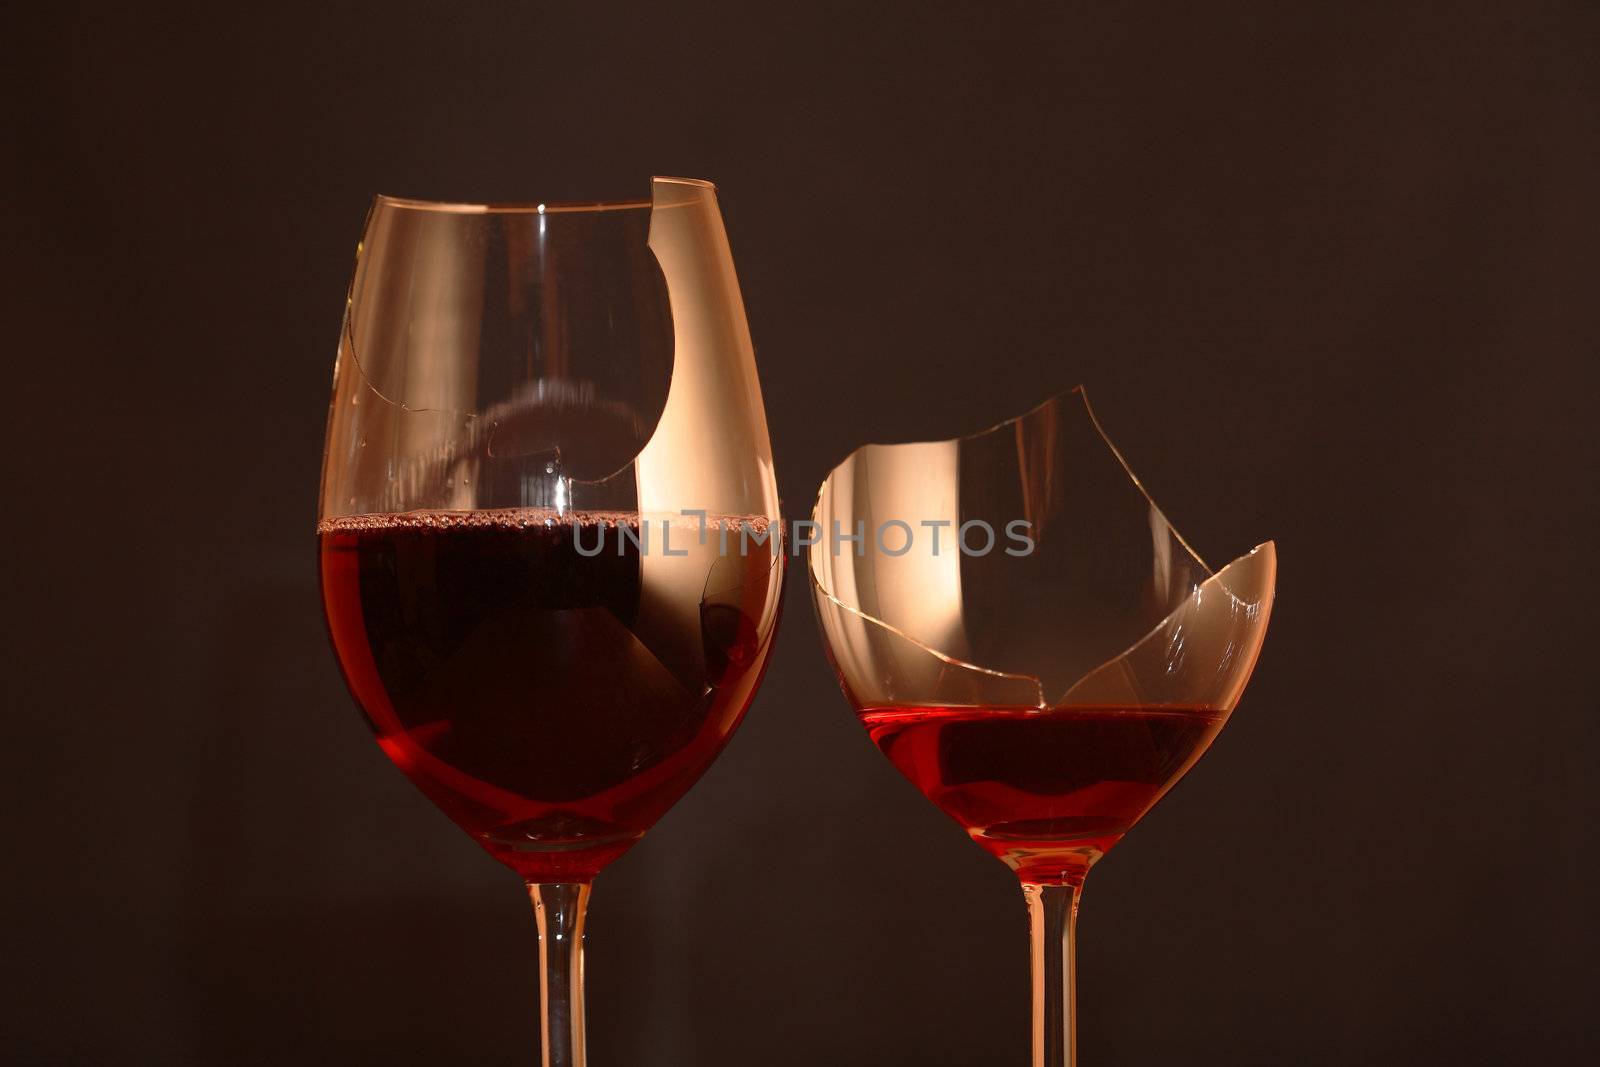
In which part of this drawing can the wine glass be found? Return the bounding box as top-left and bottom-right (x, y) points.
(808, 388), (1274, 1066)
(318, 177), (783, 1066)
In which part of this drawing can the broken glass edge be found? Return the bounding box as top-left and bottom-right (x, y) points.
(1057, 541), (1276, 707)
(807, 388), (1265, 710)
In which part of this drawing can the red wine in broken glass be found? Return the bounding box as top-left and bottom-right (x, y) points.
(860, 704), (1226, 884)
(320, 509), (781, 882)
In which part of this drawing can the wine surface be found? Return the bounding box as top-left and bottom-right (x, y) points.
(860, 704), (1225, 884)
(320, 509), (781, 882)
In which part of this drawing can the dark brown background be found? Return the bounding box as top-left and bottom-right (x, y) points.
(6, 2), (1596, 1063)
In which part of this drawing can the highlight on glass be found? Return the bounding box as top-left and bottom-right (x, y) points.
(318, 177), (783, 1066)
(808, 387), (1274, 1067)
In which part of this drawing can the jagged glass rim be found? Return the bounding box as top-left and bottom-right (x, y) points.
(807, 387), (1272, 708)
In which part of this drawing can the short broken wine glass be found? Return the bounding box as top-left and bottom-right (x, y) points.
(318, 178), (783, 1067)
(808, 388), (1274, 1067)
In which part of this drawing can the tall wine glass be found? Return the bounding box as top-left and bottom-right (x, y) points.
(318, 177), (783, 1066)
(808, 388), (1274, 1066)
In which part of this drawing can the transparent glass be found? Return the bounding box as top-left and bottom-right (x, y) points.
(318, 177), (783, 1066)
(809, 388), (1274, 1066)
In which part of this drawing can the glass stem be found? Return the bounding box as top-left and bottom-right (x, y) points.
(1024, 880), (1082, 1067)
(529, 882), (590, 1067)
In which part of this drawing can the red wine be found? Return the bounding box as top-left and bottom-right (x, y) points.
(860, 704), (1226, 884)
(320, 509), (781, 882)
